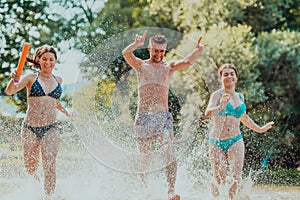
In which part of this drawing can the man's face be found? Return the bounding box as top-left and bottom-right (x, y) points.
(148, 42), (167, 63)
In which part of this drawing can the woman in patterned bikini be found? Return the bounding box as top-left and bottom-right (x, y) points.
(6, 45), (72, 199)
(205, 63), (274, 199)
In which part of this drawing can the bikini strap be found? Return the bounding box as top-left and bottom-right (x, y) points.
(52, 75), (59, 83)
(215, 91), (223, 106)
(238, 93), (244, 101)
(219, 91), (223, 97)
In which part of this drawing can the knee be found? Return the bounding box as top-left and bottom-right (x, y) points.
(229, 180), (239, 199)
(229, 178), (241, 191)
(230, 172), (242, 183)
(230, 179), (238, 186)
(212, 170), (226, 184)
(166, 160), (177, 170)
(42, 158), (56, 174)
(213, 175), (226, 185)
(165, 149), (176, 164)
(26, 166), (38, 175)
(43, 163), (56, 175)
(166, 161), (177, 177)
(24, 157), (39, 174)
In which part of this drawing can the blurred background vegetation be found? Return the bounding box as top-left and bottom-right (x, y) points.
(0, 0), (299, 184)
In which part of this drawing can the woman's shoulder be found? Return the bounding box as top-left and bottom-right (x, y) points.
(235, 91), (245, 100)
(23, 73), (38, 80)
(211, 89), (223, 97)
(53, 75), (63, 84)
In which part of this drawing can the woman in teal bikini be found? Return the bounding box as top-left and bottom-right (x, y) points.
(205, 64), (274, 199)
(6, 45), (72, 199)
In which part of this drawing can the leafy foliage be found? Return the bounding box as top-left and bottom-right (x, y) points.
(147, 0), (300, 33)
(245, 30), (300, 168)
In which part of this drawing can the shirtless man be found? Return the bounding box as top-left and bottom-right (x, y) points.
(122, 31), (207, 200)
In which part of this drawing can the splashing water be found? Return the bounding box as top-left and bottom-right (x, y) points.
(1, 131), (299, 200)
(1, 27), (299, 200)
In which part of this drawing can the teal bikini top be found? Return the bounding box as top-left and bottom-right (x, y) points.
(218, 92), (246, 118)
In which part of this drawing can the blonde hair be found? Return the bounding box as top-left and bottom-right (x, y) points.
(26, 45), (57, 69)
(218, 63), (238, 79)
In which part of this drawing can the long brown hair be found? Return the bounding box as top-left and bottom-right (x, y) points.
(26, 45), (57, 69)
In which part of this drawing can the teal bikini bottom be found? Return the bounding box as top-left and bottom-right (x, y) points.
(209, 133), (242, 152)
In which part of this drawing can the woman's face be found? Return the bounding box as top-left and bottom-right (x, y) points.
(39, 52), (56, 72)
(221, 68), (237, 88)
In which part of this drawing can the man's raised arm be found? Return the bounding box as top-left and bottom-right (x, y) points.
(171, 36), (208, 71)
(122, 31), (147, 69)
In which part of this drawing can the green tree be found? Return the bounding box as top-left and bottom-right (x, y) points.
(71, 0), (179, 54)
(241, 0), (300, 32)
(246, 30), (300, 168)
(147, 0), (300, 33)
(147, 0), (255, 32)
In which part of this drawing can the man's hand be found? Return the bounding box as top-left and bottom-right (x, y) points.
(134, 30), (147, 48)
(196, 36), (208, 51)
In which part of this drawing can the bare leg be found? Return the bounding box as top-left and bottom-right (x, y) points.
(158, 131), (180, 200)
(227, 139), (245, 200)
(41, 128), (60, 196)
(22, 127), (41, 181)
(137, 138), (152, 185)
(209, 143), (227, 197)
(166, 162), (180, 200)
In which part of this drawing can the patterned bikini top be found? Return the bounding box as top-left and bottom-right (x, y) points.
(218, 92), (246, 118)
(28, 74), (62, 99)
